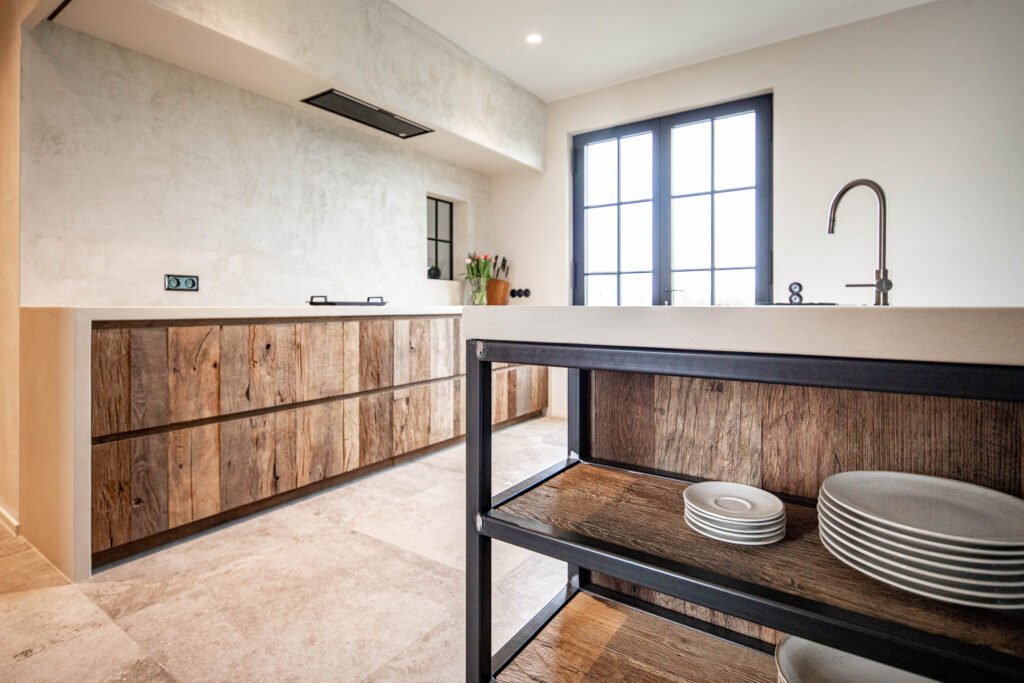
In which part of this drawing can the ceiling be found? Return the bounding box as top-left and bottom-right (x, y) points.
(388, 0), (933, 102)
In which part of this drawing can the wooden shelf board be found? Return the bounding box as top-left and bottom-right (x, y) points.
(497, 591), (775, 683)
(497, 463), (1024, 660)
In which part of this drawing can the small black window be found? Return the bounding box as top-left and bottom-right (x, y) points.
(427, 197), (453, 280)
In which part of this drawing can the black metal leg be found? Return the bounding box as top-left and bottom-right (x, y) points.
(466, 341), (493, 683)
(567, 368), (591, 461)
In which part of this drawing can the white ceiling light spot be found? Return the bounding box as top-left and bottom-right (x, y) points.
(525, 33), (542, 44)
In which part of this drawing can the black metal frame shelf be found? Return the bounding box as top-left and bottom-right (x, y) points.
(466, 338), (1024, 682)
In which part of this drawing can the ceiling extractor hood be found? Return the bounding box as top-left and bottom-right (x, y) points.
(302, 89), (432, 139)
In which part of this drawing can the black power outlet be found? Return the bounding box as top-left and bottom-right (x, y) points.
(165, 274), (199, 291)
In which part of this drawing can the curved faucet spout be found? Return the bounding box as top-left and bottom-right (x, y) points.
(826, 178), (891, 305)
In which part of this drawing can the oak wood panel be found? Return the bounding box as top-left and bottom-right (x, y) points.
(393, 319), (410, 387)
(429, 317), (455, 379)
(409, 319), (431, 383)
(499, 464), (1024, 659)
(130, 432), (168, 540)
(92, 441), (130, 552)
(296, 322), (345, 401)
(343, 321), (361, 394)
(358, 320), (394, 391)
(343, 398), (361, 473)
(592, 370), (655, 466)
(591, 573), (778, 644)
(359, 392), (393, 467)
(167, 424), (220, 527)
(393, 386), (430, 455)
(168, 326), (220, 423)
(591, 371), (1024, 498)
(454, 318), (464, 376)
(129, 328), (169, 430)
(297, 401), (346, 486)
(530, 364), (548, 413)
(514, 366), (531, 418)
(493, 369), (509, 424)
(220, 324), (298, 414)
(454, 378), (466, 437)
(499, 592), (774, 683)
(429, 380), (455, 444)
(91, 329), (130, 437)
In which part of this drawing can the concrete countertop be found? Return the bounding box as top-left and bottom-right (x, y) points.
(20, 305), (464, 323)
(461, 306), (1024, 367)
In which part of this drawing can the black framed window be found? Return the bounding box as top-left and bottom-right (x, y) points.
(427, 197), (453, 280)
(572, 94), (772, 305)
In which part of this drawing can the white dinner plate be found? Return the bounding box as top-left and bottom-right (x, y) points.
(820, 534), (1024, 608)
(819, 516), (1024, 587)
(818, 489), (1024, 557)
(686, 504), (786, 533)
(822, 472), (1024, 546)
(685, 512), (786, 545)
(818, 500), (1024, 574)
(683, 481), (785, 522)
(775, 634), (937, 683)
(821, 528), (1024, 597)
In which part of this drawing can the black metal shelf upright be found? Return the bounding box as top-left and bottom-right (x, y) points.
(465, 338), (1024, 683)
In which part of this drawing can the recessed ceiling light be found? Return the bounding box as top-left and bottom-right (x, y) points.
(525, 33), (542, 44)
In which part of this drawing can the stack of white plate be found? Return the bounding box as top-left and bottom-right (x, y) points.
(818, 471), (1024, 609)
(775, 634), (936, 682)
(683, 481), (786, 545)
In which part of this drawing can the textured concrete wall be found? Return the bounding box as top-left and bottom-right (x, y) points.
(21, 22), (491, 306)
(1, 0), (37, 530)
(145, 0), (546, 169)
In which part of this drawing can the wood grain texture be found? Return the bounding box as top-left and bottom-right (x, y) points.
(591, 574), (778, 644)
(297, 401), (345, 485)
(343, 321), (361, 394)
(530, 365), (548, 413)
(499, 464), (1024, 659)
(130, 432), (168, 540)
(358, 320), (394, 391)
(343, 397), (361, 472)
(168, 326), (220, 423)
(493, 369), (509, 424)
(515, 366), (531, 418)
(129, 328), (169, 430)
(91, 441), (130, 552)
(296, 322), (345, 401)
(393, 319), (410, 387)
(429, 317), (454, 379)
(454, 378), (466, 437)
(429, 380), (455, 444)
(393, 386), (430, 455)
(499, 592), (774, 683)
(454, 318), (464, 376)
(167, 424), (220, 527)
(409, 319), (431, 383)
(359, 392), (393, 467)
(220, 324), (298, 414)
(592, 371), (1024, 498)
(91, 329), (130, 437)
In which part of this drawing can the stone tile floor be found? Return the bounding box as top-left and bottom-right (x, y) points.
(0, 417), (569, 682)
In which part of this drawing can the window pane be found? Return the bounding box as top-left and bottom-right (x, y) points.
(619, 132), (653, 202)
(426, 239), (436, 269)
(585, 139), (617, 206)
(619, 201), (652, 272)
(586, 274), (617, 306)
(437, 201), (451, 240)
(671, 270), (711, 306)
(714, 189), (755, 268)
(585, 206), (618, 273)
(427, 199), (436, 239)
(620, 273), (652, 306)
(671, 195), (711, 270)
(715, 269), (755, 305)
(714, 112), (755, 191)
(439, 242), (451, 280)
(671, 120), (711, 196)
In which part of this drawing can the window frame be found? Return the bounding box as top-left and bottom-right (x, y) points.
(427, 196), (454, 281)
(571, 94), (773, 306)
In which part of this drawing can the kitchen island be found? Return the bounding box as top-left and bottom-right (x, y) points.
(20, 306), (549, 581)
(461, 306), (1024, 682)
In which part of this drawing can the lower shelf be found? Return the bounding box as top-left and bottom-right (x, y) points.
(496, 590), (776, 682)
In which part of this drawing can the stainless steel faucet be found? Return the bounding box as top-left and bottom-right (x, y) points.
(827, 178), (892, 306)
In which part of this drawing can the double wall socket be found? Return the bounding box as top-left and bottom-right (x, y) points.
(165, 274), (199, 291)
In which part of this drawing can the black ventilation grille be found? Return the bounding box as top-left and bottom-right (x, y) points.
(302, 89), (432, 139)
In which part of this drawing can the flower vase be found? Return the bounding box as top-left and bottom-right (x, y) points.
(468, 277), (488, 305)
